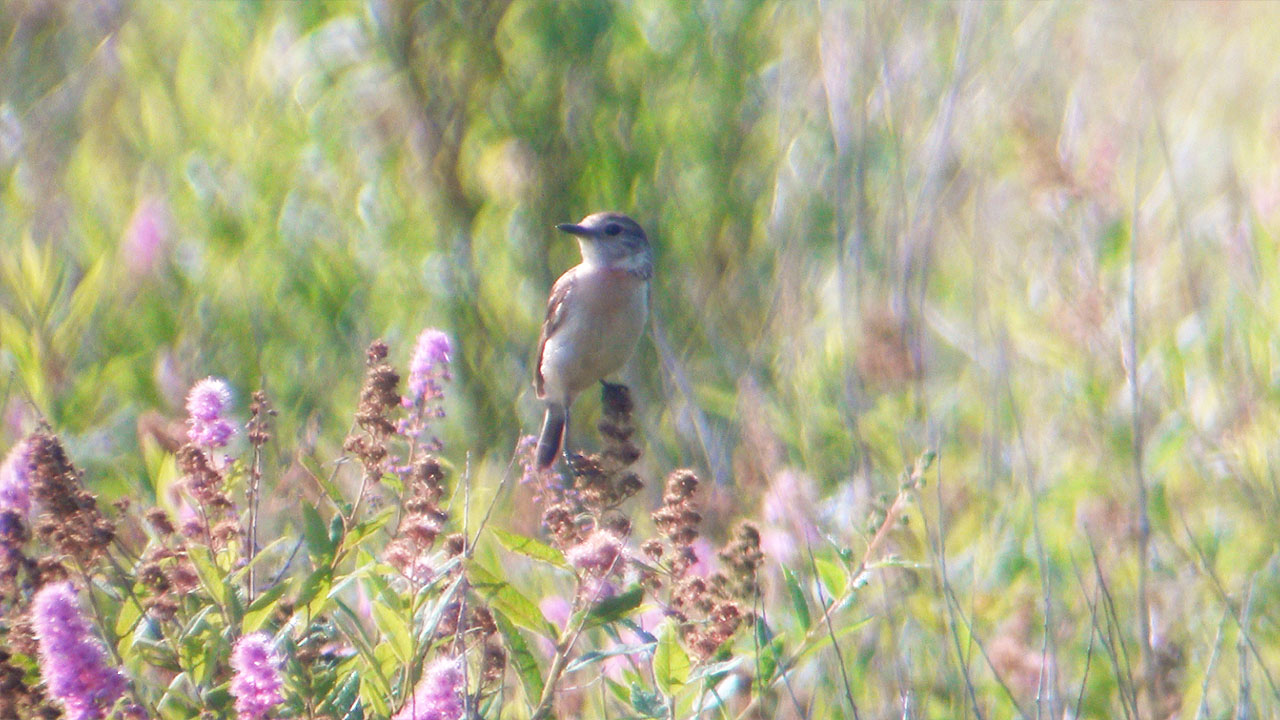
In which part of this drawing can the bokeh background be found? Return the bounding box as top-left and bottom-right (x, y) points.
(4, 0), (1280, 717)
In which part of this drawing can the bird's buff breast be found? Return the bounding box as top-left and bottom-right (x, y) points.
(540, 268), (649, 401)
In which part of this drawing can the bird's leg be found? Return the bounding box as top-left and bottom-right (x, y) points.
(560, 407), (585, 470)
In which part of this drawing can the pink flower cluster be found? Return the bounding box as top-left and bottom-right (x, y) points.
(392, 656), (465, 720)
(565, 529), (625, 576)
(230, 633), (284, 720)
(0, 439), (31, 515)
(185, 377), (236, 448)
(398, 329), (451, 446)
(405, 329), (452, 407)
(32, 582), (128, 720)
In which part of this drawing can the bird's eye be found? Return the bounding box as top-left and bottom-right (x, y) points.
(604, 223), (622, 236)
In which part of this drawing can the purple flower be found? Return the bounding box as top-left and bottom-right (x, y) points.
(0, 438), (32, 515)
(393, 656), (465, 720)
(403, 329), (451, 409)
(397, 329), (452, 448)
(230, 633), (284, 720)
(185, 377), (236, 448)
(566, 530), (625, 576)
(31, 582), (128, 720)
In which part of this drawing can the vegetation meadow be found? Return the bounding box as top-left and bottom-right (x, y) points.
(2, 2), (1280, 719)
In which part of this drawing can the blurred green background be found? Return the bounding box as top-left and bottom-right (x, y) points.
(4, 0), (1280, 717)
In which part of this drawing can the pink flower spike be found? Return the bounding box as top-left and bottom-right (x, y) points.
(230, 632), (284, 720)
(393, 655), (465, 720)
(185, 377), (236, 448)
(0, 438), (32, 515)
(32, 582), (127, 720)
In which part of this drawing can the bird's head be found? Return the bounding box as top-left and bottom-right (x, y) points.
(556, 212), (652, 277)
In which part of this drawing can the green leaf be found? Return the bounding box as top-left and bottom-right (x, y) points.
(605, 677), (630, 705)
(630, 682), (665, 718)
(187, 545), (228, 607)
(294, 566), (333, 620)
(489, 526), (568, 568)
(688, 655), (744, 683)
(291, 453), (345, 506)
(317, 673), (352, 717)
(494, 609), (545, 704)
(156, 671), (198, 720)
(228, 536), (293, 585)
(782, 566), (811, 630)
(564, 642), (654, 673)
(468, 560), (555, 637)
(360, 673), (391, 719)
(414, 572), (464, 644)
(371, 600), (413, 664)
(242, 582), (288, 634)
(585, 584), (644, 628)
(754, 618), (784, 682)
(791, 614), (875, 668)
(329, 513), (344, 546)
(652, 619), (690, 695)
(179, 624), (219, 686)
(344, 506), (394, 550)
(331, 599), (393, 698)
(320, 659), (362, 719)
(302, 504), (336, 563)
(114, 595), (143, 639)
(813, 557), (846, 600)
(179, 605), (218, 640)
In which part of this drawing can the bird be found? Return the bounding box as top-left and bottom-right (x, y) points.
(534, 211), (653, 469)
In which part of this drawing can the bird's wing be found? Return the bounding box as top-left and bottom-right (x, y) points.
(535, 270), (575, 398)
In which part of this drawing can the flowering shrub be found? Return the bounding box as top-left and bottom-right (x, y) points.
(0, 331), (923, 720)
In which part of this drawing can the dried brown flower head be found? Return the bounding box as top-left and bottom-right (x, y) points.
(385, 457), (449, 583)
(345, 340), (401, 486)
(0, 510), (28, 596)
(443, 533), (465, 557)
(176, 446), (233, 513)
(27, 432), (115, 568)
(643, 471), (763, 660)
(0, 646), (55, 720)
(652, 470), (701, 547)
(540, 503), (579, 548)
(32, 557), (68, 586)
(246, 390), (276, 448)
(537, 384), (646, 555)
(469, 605), (497, 636)
(145, 508), (175, 536)
(481, 640), (506, 684)
(717, 521), (764, 597)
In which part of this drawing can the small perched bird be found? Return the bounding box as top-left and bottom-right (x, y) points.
(535, 212), (652, 469)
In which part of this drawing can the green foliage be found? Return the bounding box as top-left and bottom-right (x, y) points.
(653, 619), (691, 695)
(2, 1), (1280, 718)
(488, 527), (568, 569)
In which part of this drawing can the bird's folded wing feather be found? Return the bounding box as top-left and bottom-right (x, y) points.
(535, 271), (575, 398)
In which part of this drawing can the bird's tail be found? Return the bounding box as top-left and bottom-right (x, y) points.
(535, 403), (568, 469)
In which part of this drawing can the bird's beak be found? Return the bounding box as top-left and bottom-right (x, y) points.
(555, 223), (591, 237)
